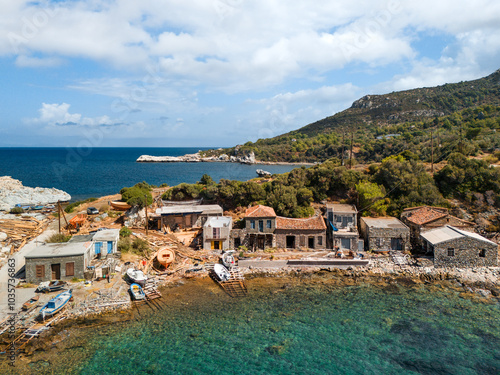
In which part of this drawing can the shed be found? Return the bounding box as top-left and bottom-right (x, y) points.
(91, 228), (120, 257)
(421, 225), (498, 267)
(359, 217), (410, 252)
(154, 204), (223, 230)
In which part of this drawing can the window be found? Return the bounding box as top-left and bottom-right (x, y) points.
(36, 265), (45, 278)
(266, 220), (272, 229)
(447, 248), (455, 257)
(66, 262), (74, 277)
(213, 228), (220, 238)
(341, 238), (351, 249)
(258, 220), (264, 232)
(479, 249), (486, 258)
(391, 238), (403, 251)
(250, 220), (255, 229)
(318, 236), (323, 246)
(336, 215), (342, 223)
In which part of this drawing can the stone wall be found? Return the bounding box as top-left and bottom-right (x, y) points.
(275, 230), (326, 250)
(245, 217), (276, 234)
(360, 222), (410, 252)
(26, 255), (85, 283)
(432, 237), (498, 267)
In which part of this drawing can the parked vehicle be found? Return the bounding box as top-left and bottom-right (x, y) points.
(87, 207), (99, 215)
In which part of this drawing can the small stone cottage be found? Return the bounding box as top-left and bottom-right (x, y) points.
(203, 216), (232, 250)
(275, 216), (326, 250)
(421, 225), (498, 267)
(359, 217), (410, 252)
(400, 206), (475, 251)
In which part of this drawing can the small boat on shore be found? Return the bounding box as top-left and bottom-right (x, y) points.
(222, 250), (236, 269)
(129, 283), (146, 301)
(126, 268), (147, 286)
(39, 289), (72, 320)
(110, 201), (131, 211)
(157, 248), (175, 267)
(213, 264), (231, 282)
(35, 280), (67, 293)
(256, 169), (272, 177)
(22, 295), (39, 311)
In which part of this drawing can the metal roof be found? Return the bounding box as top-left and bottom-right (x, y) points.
(326, 203), (357, 213)
(204, 216), (232, 228)
(421, 225), (497, 246)
(93, 229), (120, 242)
(25, 242), (91, 259)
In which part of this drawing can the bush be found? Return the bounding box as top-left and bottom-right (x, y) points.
(9, 207), (24, 214)
(131, 238), (149, 255)
(64, 197), (97, 213)
(120, 226), (132, 237)
(120, 182), (153, 208)
(117, 238), (131, 253)
(46, 233), (72, 243)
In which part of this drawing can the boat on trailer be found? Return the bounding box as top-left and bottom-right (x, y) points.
(213, 264), (231, 282)
(129, 283), (146, 301)
(39, 289), (72, 320)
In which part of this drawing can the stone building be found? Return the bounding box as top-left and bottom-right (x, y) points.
(359, 217), (410, 252)
(203, 216), (232, 250)
(400, 206), (475, 251)
(241, 205), (277, 250)
(275, 216), (326, 250)
(421, 225), (498, 267)
(325, 203), (359, 251)
(153, 204), (223, 230)
(25, 241), (93, 283)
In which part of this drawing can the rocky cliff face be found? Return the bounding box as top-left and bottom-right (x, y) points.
(137, 151), (256, 164)
(0, 176), (71, 211)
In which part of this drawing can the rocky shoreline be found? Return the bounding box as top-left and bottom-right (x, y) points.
(0, 176), (70, 211)
(137, 151), (257, 164)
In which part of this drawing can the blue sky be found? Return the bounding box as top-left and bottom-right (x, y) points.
(1, 0), (500, 147)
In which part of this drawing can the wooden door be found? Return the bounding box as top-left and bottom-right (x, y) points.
(51, 264), (61, 279)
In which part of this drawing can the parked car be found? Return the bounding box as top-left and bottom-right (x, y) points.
(87, 207), (99, 215)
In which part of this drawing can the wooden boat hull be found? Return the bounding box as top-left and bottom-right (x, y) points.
(157, 248), (175, 266)
(22, 295), (39, 311)
(110, 201), (131, 211)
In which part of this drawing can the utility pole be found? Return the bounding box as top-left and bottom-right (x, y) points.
(144, 195), (149, 236)
(349, 132), (354, 169)
(58, 201), (61, 234)
(430, 128), (434, 173)
(341, 132), (345, 166)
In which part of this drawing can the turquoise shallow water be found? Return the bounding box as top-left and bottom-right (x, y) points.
(6, 275), (500, 374)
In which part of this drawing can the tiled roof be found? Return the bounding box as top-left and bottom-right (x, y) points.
(276, 215), (326, 230)
(245, 205), (276, 217)
(405, 206), (448, 225)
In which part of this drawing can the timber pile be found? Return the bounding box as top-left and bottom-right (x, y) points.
(0, 217), (50, 255)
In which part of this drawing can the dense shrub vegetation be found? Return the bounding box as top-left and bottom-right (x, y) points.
(120, 181), (153, 208)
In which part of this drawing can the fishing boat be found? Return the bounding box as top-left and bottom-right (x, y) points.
(31, 205), (44, 211)
(39, 289), (72, 320)
(21, 295), (39, 311)
(129, 283), (146, 301)
(35, 280), (67, 293)
(110, 201), (131, 211)
(222, 250), (236, 269)
(126, 268), (147, 286)
(213, 264), (231, 282)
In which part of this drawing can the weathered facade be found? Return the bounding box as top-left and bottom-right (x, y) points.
(275, 216), (326, 250)
(421, 225), (498, 267)
(240, 205), (277, 250)
(154, 204), (223, 230)
(401, 206), (475, 251)
(25, 241), (93, 283)
(325, 203), (359, 251)
(359, 217), (410, 252)
(91, 229), (120, 257)
(203, 216), (232, 250)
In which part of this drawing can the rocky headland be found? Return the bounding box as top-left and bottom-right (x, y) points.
(137, 151), (256, 164)
(0, 176), (71, 211)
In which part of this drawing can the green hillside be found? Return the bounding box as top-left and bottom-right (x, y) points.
(204, 69), (500, 163)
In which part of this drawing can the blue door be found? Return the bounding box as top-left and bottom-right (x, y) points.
(95, 242), (102, 255)
(107, 241), (113, 254)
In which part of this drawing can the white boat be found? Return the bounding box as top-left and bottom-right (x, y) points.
(39, 289), (72, 320)
(256, 169), (272, 177)
(222, 250), (236, 269)
(126, 268), (147, 286)
(213, 264), (231, 282)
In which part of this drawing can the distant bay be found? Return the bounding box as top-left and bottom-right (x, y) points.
(0, 148), (302, 201)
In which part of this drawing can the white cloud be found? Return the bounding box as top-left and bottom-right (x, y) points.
(32, 103), (120, 127)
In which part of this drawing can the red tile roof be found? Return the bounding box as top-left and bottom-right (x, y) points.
(276, 216), (326, 230)
(405, 206), (448, 225)
(245, 205), (276, 218)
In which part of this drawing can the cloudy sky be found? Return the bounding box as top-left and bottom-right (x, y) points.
(1, 0), (499, 147)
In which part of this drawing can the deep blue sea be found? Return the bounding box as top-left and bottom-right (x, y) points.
(0, 148), (301, 201)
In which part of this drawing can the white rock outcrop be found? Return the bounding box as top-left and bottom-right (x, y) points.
(0, 176), (71, 211)
(137, 151), (256, 164)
